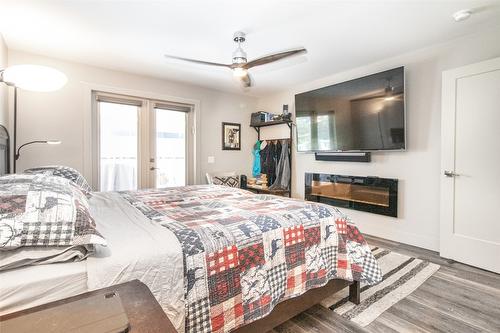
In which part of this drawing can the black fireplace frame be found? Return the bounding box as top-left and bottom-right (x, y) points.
(305, 173), (398, 217)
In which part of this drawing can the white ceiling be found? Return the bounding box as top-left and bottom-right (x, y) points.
(1, 0), (500, 97)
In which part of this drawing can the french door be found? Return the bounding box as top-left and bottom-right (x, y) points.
(93, 92), (193, 191)
(149, 102), (192, 189)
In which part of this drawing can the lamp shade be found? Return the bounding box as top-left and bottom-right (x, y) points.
(2, 65), (67, 92)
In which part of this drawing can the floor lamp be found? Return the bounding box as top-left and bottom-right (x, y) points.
(0, 65), (67, 173)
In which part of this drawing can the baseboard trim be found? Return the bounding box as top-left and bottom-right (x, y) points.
(363, 230), (439, 252)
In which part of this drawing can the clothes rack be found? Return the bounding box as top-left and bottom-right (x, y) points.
(250, 119), (293, 197)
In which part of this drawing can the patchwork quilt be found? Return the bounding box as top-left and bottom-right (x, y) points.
(120, 185), (382, 333)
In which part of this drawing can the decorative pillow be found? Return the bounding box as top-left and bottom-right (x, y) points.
(212, 175), (240, 188)
(24, 165), (92, 196)
(0, 174), (106, 251)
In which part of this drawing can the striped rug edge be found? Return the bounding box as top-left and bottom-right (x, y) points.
(324, 247), (440, 327)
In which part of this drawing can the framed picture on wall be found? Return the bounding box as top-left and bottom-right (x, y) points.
(222, 122), (241, 150)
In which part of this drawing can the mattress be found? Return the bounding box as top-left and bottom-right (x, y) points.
(0, 192), (185, 332)
(0, 260), (87, 315)
(86, 191), (185, 331)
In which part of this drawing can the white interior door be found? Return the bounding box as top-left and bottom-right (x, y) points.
(440, 57), (500, 273)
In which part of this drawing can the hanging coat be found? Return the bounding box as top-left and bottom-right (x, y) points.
(267, 142), (277, 186)
(260, 141), (276, 186)
(270, 140), (290, 190)
(252, 140), (261, 177)
(274, 140), (282, 168)
(260, 141), (269, 175)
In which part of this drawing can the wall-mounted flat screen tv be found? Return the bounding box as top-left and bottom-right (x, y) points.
(295, 67), (405, 152)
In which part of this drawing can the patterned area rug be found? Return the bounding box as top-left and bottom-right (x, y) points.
(321, 246), (440, 327)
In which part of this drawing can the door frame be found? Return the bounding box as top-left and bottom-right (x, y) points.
(440, 56), (500, 272)
(82, 83), (200, 190)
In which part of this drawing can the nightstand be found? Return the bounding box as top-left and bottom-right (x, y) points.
(0, 279), (177, 333)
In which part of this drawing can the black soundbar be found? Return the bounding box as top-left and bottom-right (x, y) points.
(314, 152), (371, 162)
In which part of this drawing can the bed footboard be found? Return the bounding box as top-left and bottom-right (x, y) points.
(233, 279), (356, 333)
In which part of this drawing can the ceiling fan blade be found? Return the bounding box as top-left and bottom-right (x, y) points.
(244, 48), (307, 69)
(239, 72), (252, 88)
(164, 54), (231, 68)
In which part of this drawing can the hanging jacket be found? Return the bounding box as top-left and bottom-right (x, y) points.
(252, 140), (261, 177)
(260, 141), (269, 175)
(271, 141), (282, 186)
(270, 140), (290, 190)
(267, 142), (277, 186)
(275, 141), (282, 163)
(260, 141), (276, 186)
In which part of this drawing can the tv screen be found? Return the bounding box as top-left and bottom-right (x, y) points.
(295, 67), (405, 152)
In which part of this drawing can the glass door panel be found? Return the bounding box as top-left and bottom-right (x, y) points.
(99, 101), (139, 191)
(154, 108), (186, 188)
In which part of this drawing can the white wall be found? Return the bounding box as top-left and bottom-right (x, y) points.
(257, 26), (500, 251)
(0, 34), (7, 128)
(8, 50), (257, 183)
(7, 26), (500, 251)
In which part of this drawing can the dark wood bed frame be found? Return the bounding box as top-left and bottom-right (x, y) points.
(234, 279), (360, 333)
(0, 279), (360, 333)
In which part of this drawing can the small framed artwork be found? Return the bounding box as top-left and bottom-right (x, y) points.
(222, 122), (241, 150)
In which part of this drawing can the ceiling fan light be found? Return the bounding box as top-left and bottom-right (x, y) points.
(233, 67), (247, 78)
(2, 65), (67, 92)
(453, 9), (472, 22)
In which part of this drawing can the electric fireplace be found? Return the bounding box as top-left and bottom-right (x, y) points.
(305, 173), (398, 217)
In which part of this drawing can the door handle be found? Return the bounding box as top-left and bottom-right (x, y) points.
(444, 170), (460, 177)
(150, 167), (159, 171)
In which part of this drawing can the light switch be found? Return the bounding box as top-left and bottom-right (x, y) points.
(208, 156), (215, 164)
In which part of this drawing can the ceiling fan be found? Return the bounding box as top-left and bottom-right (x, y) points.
(164, 31), (307, 88)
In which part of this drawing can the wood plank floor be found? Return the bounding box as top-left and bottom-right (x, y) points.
(267, 235), (500, 333)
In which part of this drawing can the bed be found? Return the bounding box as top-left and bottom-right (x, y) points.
(0, 184), (381, 333)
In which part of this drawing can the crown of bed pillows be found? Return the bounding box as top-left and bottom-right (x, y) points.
(0, 166), (104, 272)
(23, 165), (92, 196)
